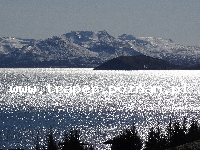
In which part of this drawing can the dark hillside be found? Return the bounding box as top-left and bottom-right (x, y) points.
(94, 55), (182, 70)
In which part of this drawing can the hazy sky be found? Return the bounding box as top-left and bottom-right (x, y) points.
(0, 0), (200, 46)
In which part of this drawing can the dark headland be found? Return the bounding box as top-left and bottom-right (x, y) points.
(93, 55), (200, 70)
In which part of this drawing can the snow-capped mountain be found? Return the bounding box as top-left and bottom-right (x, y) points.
(0, 31), (200, 67)
(61, 31), (141, 60)
(119, 34), (200, 65)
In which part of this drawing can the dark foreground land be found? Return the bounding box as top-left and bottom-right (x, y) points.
(2, 117), (200, 150)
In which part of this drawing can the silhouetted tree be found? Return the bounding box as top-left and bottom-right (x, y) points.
(166, 117), (173, 148)
(181, 117), (187, 144)
(182, 117), (187, 134)
(60, 128), (84, 150)
(170, 120), (186, 148)
(164, 118), (187, 148)
(88, 145), (94, 150)
(145, 127), (158, 150)
(108, 123), (142, 150)
(186, 118), (200, 142)
(46, 129), (57, 150)
(145, 123), (167, 150)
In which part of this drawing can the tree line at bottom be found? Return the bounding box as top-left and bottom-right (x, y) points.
(5, 117), (200, 150)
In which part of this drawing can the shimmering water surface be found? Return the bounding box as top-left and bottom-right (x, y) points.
(0, 68), (200, 149)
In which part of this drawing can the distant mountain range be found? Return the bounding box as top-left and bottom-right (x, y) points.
(0, 30), (200, 68)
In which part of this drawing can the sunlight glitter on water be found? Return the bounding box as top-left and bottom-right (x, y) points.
(0, 68), (200, 149)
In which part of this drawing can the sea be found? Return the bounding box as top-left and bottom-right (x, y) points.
(0, 68), (200, 149)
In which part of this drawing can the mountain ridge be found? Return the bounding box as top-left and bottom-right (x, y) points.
(1, 30), (200, 68)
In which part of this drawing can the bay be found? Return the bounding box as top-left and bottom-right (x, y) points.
(0, 68), (200, 149)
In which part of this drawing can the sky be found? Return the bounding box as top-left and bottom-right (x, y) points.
(0, 0), (200, 46)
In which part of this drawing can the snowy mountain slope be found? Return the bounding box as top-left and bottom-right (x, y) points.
(61, 31), (142, 61)
(0, 37), (35, 54)
(0, 31), (200, 67)
(0, 36), (101, 67)
(118, 34), (200, 65)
